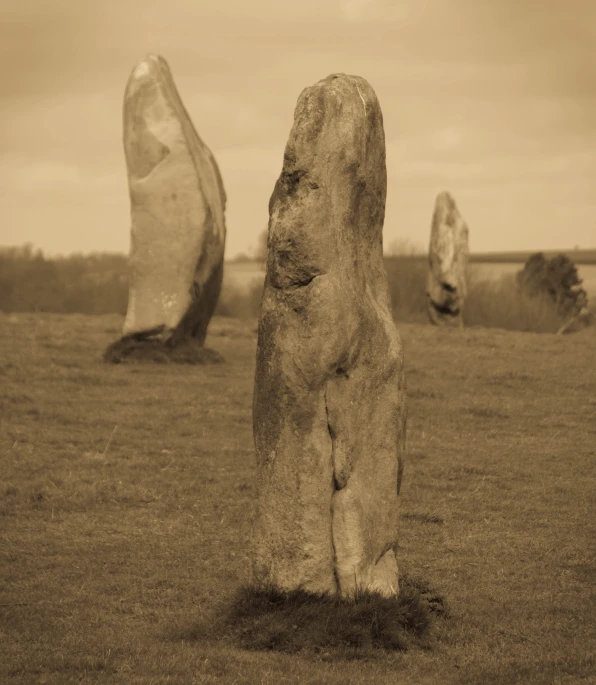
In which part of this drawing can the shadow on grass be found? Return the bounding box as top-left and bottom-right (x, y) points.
(173, 575), (447, 660)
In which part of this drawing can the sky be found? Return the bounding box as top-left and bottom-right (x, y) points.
(1, 0), (595, 259)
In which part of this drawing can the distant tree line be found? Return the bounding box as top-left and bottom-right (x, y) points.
(0, 245), (128, 314)
(1, 245), (589, 336)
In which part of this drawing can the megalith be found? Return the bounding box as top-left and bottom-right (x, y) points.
(426, 191), (469, 326)
(252, 74), (407, 599)
(106, 54), (226, 362)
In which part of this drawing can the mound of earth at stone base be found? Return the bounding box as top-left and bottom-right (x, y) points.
(103, 328), (224, 364)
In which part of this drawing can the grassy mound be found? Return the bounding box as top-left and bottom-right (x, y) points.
(103, 333), (224, 365)
(177, 575), (446, 659)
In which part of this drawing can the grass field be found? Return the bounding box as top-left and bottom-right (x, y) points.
(1, 312), (595, 684)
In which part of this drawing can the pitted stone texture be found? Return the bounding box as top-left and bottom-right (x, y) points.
(426, 192), (469, 326)
(252, 74), (407, 599)
(122, 54), (226, 345)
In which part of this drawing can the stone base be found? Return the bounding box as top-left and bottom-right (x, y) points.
(427, 299), (463, 327)
(103, 330), (224, 364)
(185, 576), (446, 655)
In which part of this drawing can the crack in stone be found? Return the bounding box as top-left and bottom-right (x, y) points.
(326, 374), (349, 491)
(325, 384), (341, 594)
(355, 83), (367, 115)
(269, 271), (325, 291)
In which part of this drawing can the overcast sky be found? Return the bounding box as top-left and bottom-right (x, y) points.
(1, 0), (595, 258)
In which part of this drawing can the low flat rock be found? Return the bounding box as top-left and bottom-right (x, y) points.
(252, 74), (407, 598)
(122, 54), (226, 345)
(426, 191), (469, 326)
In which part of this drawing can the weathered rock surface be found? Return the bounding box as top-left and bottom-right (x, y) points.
(121, 54), (226, 346)
(426, 192), (469, 326)
(252, 74), (407, 598)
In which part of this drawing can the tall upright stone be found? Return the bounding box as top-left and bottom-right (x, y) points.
(121, 54), (226, 347)
(252, 74), (407, 599)
(426, 191), (469, 326)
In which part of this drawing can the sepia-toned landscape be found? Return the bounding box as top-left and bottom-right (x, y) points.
(2, 2), (596, 684)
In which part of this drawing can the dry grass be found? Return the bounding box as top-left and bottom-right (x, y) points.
(1, 312), (595, 684)
(462, 269), (567, 333)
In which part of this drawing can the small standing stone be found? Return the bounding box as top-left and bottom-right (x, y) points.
(252, 74), (407, 599)
(426, 191), (469, 326)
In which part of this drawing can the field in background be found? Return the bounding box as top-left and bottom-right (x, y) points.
(223, 261), (265, 291)
(469, 263), (596, 299)
(1, 313), (595, 684)
(1, 247), (595, 332)
(469, 248), (596, 265)
(224, 260), (596, 299)
(174, 258), (596, 334)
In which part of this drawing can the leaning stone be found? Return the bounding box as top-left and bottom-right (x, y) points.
(426, 191), (469, 326)
(252, 74), (407, 599)
(108, 54), (226, 362)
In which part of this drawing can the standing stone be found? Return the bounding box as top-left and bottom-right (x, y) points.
(426, 191), (469, 326)
(252, 74), (407, 599)
(121, 54), (226, 347)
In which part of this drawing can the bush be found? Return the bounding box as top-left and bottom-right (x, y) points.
(516, 252), (588, 320)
